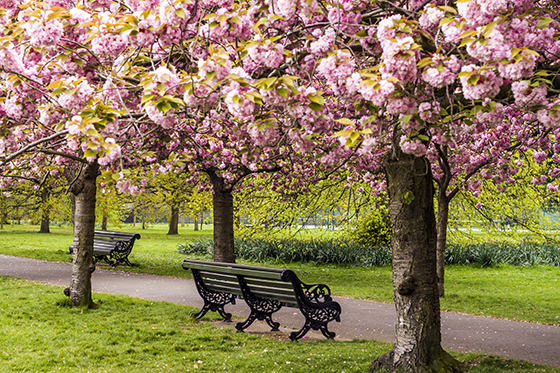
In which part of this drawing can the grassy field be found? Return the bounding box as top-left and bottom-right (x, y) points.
(0, 223), (559, 327)
(1, 276), (558, 373)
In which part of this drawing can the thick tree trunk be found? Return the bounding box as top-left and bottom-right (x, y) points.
(208, 171), (235, 263)
(39, 188), (50, 233)
(436, 193), (450, 298)
(370, 150), (460, 373)
(194, 216), (199, 231)
(167, 205), (179, 235)
(68, 161), (98, 309)
(213, 188), (235, 262)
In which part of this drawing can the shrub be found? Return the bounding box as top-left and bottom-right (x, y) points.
(177, 239), (213, 257)
(349, 207), (391, 247)
(178, 237), (392, 267)
(445, 242), (560, 267)
(178, 237), (560, 269)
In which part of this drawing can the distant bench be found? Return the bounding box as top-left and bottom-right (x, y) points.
(69, 230), (140, 267)
(182, 259), (341, 341)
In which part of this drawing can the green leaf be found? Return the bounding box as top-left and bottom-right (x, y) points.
(335, 118), (354, 126)
(141, 94), (154, 105)
(438, 5), (457, 14)
(308, 94), (325, 105)
(84, 149), (97, 158)
(401, 115), (412, 125)
(459, 37), (475, 48)
(355, 29), (368, 37)
(175, 8), (185, 19)
(308, 102), (322, 111)
(417, 57), (434, 69)
(467, 75), (480, 85)
(276, 87), (288, 97)
(538, 17), (553, 29)
(51, 88), (66, 96)
(403, 191), (415, 205)
(439, 17), (454, 26)
(333, 129), (352, 137)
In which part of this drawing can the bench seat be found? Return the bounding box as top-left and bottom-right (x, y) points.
(69, 230), (140, 267)
(182, 259), (341, 341)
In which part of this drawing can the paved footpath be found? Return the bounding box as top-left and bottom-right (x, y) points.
(1, 254), (559, 368)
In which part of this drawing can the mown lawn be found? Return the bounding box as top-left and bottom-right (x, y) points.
(0, 224), (559, 326)
(1, 276), (558, 373)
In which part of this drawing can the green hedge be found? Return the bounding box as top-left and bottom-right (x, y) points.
(178, 238), (560, 267)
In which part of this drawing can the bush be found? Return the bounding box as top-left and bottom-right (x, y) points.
(445, 242), (560, 267)
(349, 207), (391, 247)
(178, 237), (391, 267)
(177, 239), (213, 257)
(178, 238), (560, 268)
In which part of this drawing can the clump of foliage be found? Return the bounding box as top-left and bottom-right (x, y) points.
(179, 238), (560, 269)
(446, 242), (560, 267)
(178, 237), (392, 266)
(348, 207), (391, 247)
(177, 239), (214, 256)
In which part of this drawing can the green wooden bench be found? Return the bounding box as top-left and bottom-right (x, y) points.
(69, 230), (140, 267)
(182, 259), (342, 341)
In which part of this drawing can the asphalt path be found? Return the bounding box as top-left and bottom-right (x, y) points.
(1, 254), (559, 368)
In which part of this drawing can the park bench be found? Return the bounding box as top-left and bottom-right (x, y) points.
(69, 230), (140, 267)
(182, 259), (342, 341)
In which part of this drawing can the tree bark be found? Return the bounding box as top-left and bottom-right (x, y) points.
(436, 192), (450, 298)
(370, 149), (460, 373)
(65, 167), (77, 225)
(68, 161), (98, 309)
(101, 211), (108, 230)
(39, 187), (50, 233)
(167, 205), (179, 235)
(208, 171), (235, 263)
(194, 216), (199, 231)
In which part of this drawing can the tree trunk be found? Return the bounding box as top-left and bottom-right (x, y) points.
(101, 209), (108, 230)
(213, 189), (235, 262)
(370, 150), (460, 373)
(39, 187), (50, 233)
(209, 172), (235, 263)
(194, 215), (199, 231)
(65, 167), (77, 225)
(436, 192), (450, 298)
(167, 205), (179, 235)
(68, 161), (98, 309)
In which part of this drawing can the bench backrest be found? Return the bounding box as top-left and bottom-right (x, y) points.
(182, 259), (298, 306)
(94, 230), (141, 241)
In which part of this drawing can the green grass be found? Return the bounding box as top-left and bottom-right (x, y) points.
(1, 224), (560, 326)
(0, 276), (558, 373)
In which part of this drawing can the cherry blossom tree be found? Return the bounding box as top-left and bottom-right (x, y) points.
(3, 0), (560, 372)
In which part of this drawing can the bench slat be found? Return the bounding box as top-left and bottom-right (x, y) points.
(183, 260), (283, 281)
(183, 258), (341, 340)
(69, 230), (140, 267)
